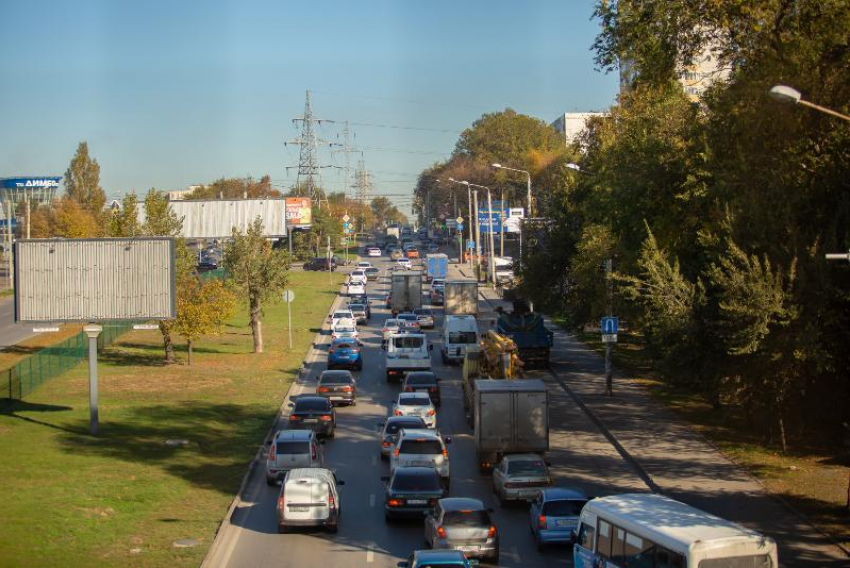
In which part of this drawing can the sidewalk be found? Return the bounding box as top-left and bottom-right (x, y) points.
(460, 265), (848, 567)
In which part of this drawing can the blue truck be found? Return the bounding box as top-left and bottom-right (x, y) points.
(495, 301), (554, 368)
(426, 253), (448, 282)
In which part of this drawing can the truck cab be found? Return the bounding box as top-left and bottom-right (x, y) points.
(384, 333), (433, 382)
(441, 315), (479, 364)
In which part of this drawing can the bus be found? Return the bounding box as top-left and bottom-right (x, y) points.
(574, 493), (777, 568)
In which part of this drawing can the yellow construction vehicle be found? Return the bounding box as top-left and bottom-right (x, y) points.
(461, 331), (525, 422)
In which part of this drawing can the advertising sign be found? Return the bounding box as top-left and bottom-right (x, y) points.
(478, 210), (507, 234)
(0, 177), (61, 189)
(285, 197), (312, 226)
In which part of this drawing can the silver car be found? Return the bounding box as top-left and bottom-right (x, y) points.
(424, 498), (499, 564)
(492, 453), (552, 505)
(392, 392), (436, 428)
(378, 415), (428, 459)
(413, 307), (435, 329)
(265, 430), (324, 485)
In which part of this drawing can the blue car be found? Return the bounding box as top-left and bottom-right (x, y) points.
(398, 550), (478, 568)
(327, 338), (363, 371)
(529, 488), (588, 550)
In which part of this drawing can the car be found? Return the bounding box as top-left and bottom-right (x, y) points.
(347, 281), (366, 296)
(356, 261), (373, 270)
(377, 415), (428, 459)
(381, 467), (445, 521)
(364, 266), (380, 280)
(277, 468), (344, 533)
(413, 307), (435, 329)
(395, 258), (413, 270)
(398, 550), (479, 568)
(492, 453), (553, 505)
(289, 395), (336, 438)
(265, 430), (324, 485)
(428, 243), (440, 253)
(402, 371), (441, 407)
(390, 428), (451, 487)
(529, 488), (588, 550)
(406, 248), (420, 259)
(330, 309), (354, 328)
(327, 338), (362, 370)
(392, 392), (437, 429)
(348, 303), (369, 325)
(382, 318), (404, 341)
(304, 257), (336, 271)
(317, 369), (357, 404)
(390, 249), (405, 260)
(367, 246), (382, 257)
(424, 498), (499, 563)
(197, 258), (218, 271)
(349, 270), (368, 283)
(397, 312), (421, 331)
(430, 289), (445, 305)
(331, 317), (359, 341)
(431, 278), (446, 291)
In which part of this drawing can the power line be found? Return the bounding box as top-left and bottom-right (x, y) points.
(345, 121), (461, 134)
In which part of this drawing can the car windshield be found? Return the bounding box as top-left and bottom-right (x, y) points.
(448, 332), (477, 344)
(333, 342), (356, 350)
(414, 309), (433, 316)
(349, 304), (366, 311)
(507, 460), (548, 476)
(391, 471), (441, 491)
(336, 326), (355, 333)
(276, 441), (309, 455)
(321, 372), (353, 384)
(399, 439), (443, 454)
(385, 320), (400, 328)
(333, 312), (352, 319)
(398, 314), (417, 321)
(398, 395), (430, 406)
(406, 374), (436, 385)
(295, 398), (330, 411)
(385, 419), (425, 435)
(392, 336), (424, 349)
(542, 499), (587, 517)
(443, 509), (490, 526)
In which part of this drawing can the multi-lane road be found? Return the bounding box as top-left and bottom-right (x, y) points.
(203, 248), (651, 567)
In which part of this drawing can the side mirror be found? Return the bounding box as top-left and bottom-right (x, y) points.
(337, 480), (345, 486)
(570, 532), (577, 544)
(444, 437), (452, 444)
(319, 439), (326, 445)
(380, 476), (390, 482)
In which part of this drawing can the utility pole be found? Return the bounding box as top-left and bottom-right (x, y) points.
(472, 190), (481, 281)
(604, 258), (614, 396)
(499, 186), (504, 258)
(487, 189), (496, 285)
(467, 184), (473, 269)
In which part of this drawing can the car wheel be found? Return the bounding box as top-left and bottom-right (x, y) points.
(489, 551), (499, 564)
(266, 475), (276, 486)
(350, 399), (357, 407)
(277, 524), (288, 534)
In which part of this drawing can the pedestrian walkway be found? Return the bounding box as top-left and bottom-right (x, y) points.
(455, 261), (848, 567)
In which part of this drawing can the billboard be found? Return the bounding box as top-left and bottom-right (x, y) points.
(165, 199), (289, 238)
(15, 238), (176, 323)
(285, 197), (312, 227)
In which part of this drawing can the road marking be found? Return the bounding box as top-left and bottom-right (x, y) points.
(369, 493), (376, 507)
(511, 545), (520, 561)
(371, 455), (377, 465)
(366, 549), (374, 563)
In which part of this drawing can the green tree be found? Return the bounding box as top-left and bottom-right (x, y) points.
(187, 176), (280, 200)
(173, 277), (237, 365)
(455, 108), (563, 168)
(223, 218), (290, 353)
(160, 241), (197, 363)
(108, 192), (141, 237)
(142, 189), (183, 237)
(64, 142), (106, 213)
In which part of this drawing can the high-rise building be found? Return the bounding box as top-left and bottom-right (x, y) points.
(551, 112), (608, 147)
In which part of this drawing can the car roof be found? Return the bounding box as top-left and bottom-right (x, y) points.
(275, 429), (315, 441)
(286, 467), (335, 481)
(540, 487), (589, 501)
(386, 415), (426, 425)
(413, 550), (468, 562)
(438, 497), (487, 512)
(295, 395), (330, 404)
(321, 370), (353, 377)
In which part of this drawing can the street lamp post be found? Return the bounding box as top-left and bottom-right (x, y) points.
(768, 85), (850, 122)
(491, 163), (532, 272)
(449, 178), (474, 268)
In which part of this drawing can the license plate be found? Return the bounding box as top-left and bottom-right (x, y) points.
(330, 397), (345, 401)
(407, 500), (427, 505)
(555, 519), (572, 528)
(289, 506), (308, 512)
(459, 546), (480, 552)
(410, 461), (431, 467)
(303, 419), (318, 423)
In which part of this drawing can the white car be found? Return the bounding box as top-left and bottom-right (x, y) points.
(347, 281), (366, 295)
(394, 259), (413, 270)
(382, 318), (403, 341)
(356, 261), (373, 270)
(276, 468), (344, 533)
(366, 247), (382, 257)
(331, 317), (359, 341)
(390, 428), (451, 488)
(330, 309), (354, 329)
(349, 270), (368, 283)
(492, 453), (552, 505)
(392, 392), (437, 428)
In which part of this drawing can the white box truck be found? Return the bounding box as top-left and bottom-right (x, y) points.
(444, 279), (478, 315)
(390, 271), (423, 312)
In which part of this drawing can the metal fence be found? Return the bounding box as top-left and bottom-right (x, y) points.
(1, 322), (135, 406)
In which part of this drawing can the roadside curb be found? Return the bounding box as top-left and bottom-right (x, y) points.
(201, 279), (346, 568)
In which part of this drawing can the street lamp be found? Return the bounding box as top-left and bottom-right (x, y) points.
(461, 181), (497, 286)
(448, 177), (474, 268)
(768, 84), (850, 122)
(491, 163), (532, 217)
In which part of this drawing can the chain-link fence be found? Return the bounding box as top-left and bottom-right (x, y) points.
(1, 322), (135, 407)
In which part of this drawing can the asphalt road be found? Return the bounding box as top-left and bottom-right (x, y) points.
(205, 249), (649, 568)
(0, 296), (37, 348)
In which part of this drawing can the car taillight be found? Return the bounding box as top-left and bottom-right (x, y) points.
(538, 515), (547, 528)
(312, 446), (317, 460)
(429, 387), (438, 392)
(428, 498), (438, 506)
(504, 482), (516, 488)
(351, 348), (360, 353)
(319, 415), (333, 421)
(289, 414), (300, 421)
(488, 525), (498, 538)
(381, 441), (391, 448)
(388, 498), (402, 507)
(442, 448), (449, 458)
(341, 386), (352, 392)
(269, 444), (276, 458)
(436, 526), (447, 539)
(318, 387), (330, 393)
(394, 410), (402, 416)
(427, 410), (435, 416)
(278, 495), (285, 510)
(382, 328), (389, 333)
(394, 448), (400, 457)
(404, 387), (413, 392)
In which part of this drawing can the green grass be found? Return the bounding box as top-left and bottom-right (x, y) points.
(0, 271), (344, 567)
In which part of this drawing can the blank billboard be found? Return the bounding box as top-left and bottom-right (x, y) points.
(14, 238), (176, 322)
(166, 199), (289, 238)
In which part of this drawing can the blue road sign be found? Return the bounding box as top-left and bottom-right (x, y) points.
(466, 240), (475, 250)
(457, 222), (464, 231)
(600, 317), (619, 334)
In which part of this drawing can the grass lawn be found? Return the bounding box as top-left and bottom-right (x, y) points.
(572, 327), (850, 552)
(0, 324), (84, 370)
(0, 270), (344, 568)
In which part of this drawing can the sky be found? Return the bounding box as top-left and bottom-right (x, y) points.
(0, 0), (619, 212)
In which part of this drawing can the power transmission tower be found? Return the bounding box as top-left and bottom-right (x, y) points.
(286, 90), (331, 208)
(331, 121), (358, 199)
(354, 157), (372, 205)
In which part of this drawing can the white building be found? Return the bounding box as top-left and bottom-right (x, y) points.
(551, 112), (607, 147)
(168, 185), (202, 201)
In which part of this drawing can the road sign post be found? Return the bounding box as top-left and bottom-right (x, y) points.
(283, 290), (295, 350)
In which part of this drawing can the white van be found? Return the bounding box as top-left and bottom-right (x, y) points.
(276, 468), (345, 534)
(441, 315), (479, 364)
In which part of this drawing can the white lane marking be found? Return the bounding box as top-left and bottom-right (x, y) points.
(369, 493), (376, 508)
(511, 545), (520, 561)
(371, 455), (377, 466)
(366, 549), (374, 563)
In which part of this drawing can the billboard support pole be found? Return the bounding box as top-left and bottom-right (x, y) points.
(500, 187), (505, 258)
(83, 324), (103, 435)
(6, 200), (12, 291)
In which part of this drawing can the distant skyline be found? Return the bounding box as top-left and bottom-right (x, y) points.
(0, 0), (619, 211)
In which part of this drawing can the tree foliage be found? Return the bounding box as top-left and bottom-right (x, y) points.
(173, 277), (237, 365)
(186, 175), (280, 200)
(64, 142), (106, 214)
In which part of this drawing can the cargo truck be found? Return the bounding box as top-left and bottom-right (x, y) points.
(496, 301), (553, 368)
(444, 279), (478, 315)
(390, 271), (423, 312)
(470, 379), (549, 470)
(426, 253), (448, 282)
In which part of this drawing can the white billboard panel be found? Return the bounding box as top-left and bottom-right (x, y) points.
(165, 199), (289, 238)
(14, 238), (176, 322)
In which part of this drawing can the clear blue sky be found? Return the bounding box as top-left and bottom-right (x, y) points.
(0, 0), (618, 211)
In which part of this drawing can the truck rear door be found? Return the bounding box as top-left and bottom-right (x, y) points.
(514, 390), (549, 451)
(478, 391), (512, 450)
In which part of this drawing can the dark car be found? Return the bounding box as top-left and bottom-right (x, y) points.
(303, 258), (336, 271)
(398, 550), (477, 568)
(377, 415), (428, 459)
(402, 371), (441, 407)
(327, 339), (363, 371)
(430, 289), (444, 306)
(382, 467), (445, 521)
(289, 396), (336, 438)
(197, 259), (218, 272)
(317, 369), (357, 404)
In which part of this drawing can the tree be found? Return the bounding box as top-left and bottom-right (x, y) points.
(172, 277), (237, 365)
(50, 196), (100, 238)
(65, 142), (106, 213)
(455, 108), (564, 168)
(142, 188), (183, 237)
(108, 192), (141, 237)
(223, 218), (290, 353)
(186, 176), (280, 200)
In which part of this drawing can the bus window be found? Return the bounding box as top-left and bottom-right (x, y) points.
(612, 526), (626, 563)
(656, 546), (686, 568)
(624, 532), (655, 568)
(596, 520), (612, 559)
(699, 556), (772, 568)
(577, 521), (595, 550)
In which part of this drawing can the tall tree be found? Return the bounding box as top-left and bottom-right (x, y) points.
(51, 196), (100, 238)
(223, 218), (290, 353)
(173, 277), (237, 365)
(142, 188), (183, 237)
(108, 192), (141, 237)
(187, 176), (280, 200)
(64, 142), (106, 213)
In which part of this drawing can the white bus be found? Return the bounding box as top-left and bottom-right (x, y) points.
(574, 493), (777, 568)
